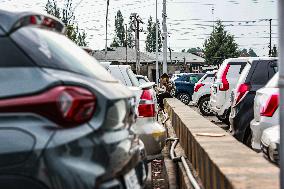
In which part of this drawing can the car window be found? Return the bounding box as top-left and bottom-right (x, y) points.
(0, 37), (33, 67)
(127, 68), (140, 87)
(11, 27), (114, 81)
(189, 76), (199, 83)
(250, 61), (269, 85)
(108, 66), (128, 86)
(138, 77), (148, 85)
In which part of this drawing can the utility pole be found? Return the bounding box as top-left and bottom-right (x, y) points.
(162, 0), (168, 74)
(269, 19), (272, 56)
(155, 0), (159, 84)
(131, 13), (143, 74)
(279, 1), (284, 188)
(125, 24), (128, 64)
(168, 47), (173, 64)
(105, 0), (110, 62)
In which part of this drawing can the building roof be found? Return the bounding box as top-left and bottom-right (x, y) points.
(92, 47), (205, 64)
(145, 52), (205, 63)
(92, 47), (154, 63)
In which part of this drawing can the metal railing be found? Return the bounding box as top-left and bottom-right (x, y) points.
(166, 138), (201, 189)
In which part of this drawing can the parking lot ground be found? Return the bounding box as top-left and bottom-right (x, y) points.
(188, 104), (230, 131)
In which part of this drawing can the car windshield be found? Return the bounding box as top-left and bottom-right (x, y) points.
(138, 77), (148, 85)
(11, 27), (115, 81)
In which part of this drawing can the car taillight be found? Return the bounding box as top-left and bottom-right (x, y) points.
(194, 83), (205, 92)
(0, 86), (96, 127)
(138, 89), (155, 117)
(233, 83), (250, 106)
(219, 64), (230, 91)
(260, 94), (279, 117)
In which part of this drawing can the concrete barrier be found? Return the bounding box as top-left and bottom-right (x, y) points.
(164, 98), (279, 189)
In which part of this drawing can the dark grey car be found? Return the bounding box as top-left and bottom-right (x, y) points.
(0, 10), (146, 189)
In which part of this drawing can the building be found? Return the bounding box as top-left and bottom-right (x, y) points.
(92, 47), (205, 82)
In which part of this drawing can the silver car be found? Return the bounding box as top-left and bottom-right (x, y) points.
(251, 73), (279, 150)
(104, 65), (166, 160)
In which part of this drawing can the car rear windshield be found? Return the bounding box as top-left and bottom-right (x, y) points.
(266, 73), (279, 88)
(127, 68), (140, 87)
(11, 27), (114, 81)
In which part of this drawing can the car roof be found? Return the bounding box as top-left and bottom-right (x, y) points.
(247, 57), (278, 64)
(0, 9), (63, 35)
(224, 57), (250, 63)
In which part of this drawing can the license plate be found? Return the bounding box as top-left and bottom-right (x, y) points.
(124, 169), (141, 189)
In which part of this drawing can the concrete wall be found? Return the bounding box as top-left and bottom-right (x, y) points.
(165, 98), (279, 189)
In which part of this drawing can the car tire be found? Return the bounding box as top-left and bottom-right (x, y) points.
(198, 97), (214, 116)
(216, 110), (230, 125)
(177, 93), (190, 105)
(244, 129), (253, 148)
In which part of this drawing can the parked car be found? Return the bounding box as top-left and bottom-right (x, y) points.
(261, 125), (279, 165)
(250, 73), (279, 150)
(230, 58), (278, 147)
(210, 58), (248, 124)
(0, 10), (147, 189)
(104, 65), (166, 160)
(192, 70), (217, 116)
(171, 73), (205, 105)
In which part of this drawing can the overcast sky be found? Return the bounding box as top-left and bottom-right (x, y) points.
(0, 0), (278, 56)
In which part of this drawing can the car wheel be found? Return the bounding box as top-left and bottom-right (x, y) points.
(177, 93), (190, 105)
(216, 114), (226, 122)
(216, 110), (230, 125)
(198, 97), (214, 116)
(244, 131), (252, 148)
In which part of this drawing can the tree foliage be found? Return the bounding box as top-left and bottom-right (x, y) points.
(127, 15), (135, 48)
(145, 16), (162, 52)
(203, 20), (240, 65)
(111, 10), (126, 47)
(271, 45), (278, 57)
(248, 48), (257, 57)
(45, 0), (88, 46)
(240, 48), (258, 57)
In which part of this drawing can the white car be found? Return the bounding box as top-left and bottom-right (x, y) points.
(192, 71), (216, 116)
(104, 65), (166, 160)
(251, 73), (279, 150)
(261, 125), (279, 164)
(136, 75), (151, 84)
(209, 58), (248, 124)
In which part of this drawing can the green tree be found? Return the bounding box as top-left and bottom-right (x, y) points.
(248, 48), (257, 57)
(271, 45), (278, 57)
(203, 20), (239, 65)
(45, 0), (88, 46)
(145, 16), (162, 52)
(187, 47), (203, 54)
(127, 15), (135, 48)
(111, 10), (126, 47)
